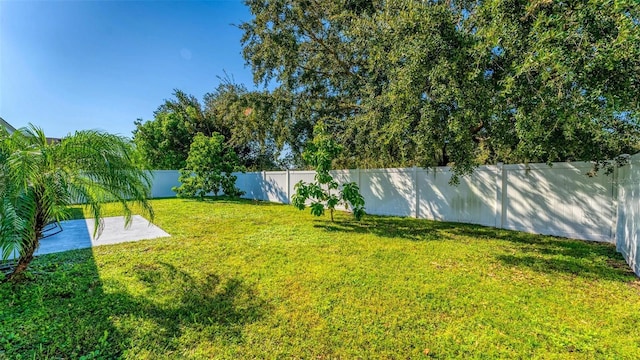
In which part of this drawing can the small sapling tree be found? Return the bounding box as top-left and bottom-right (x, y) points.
(291, 122), (365, 221)
(173, 133), (244, 199)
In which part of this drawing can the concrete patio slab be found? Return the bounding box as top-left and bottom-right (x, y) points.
(34, 215), (170, 256)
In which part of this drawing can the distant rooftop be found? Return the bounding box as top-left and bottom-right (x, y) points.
(0, 117), (17, 134)
(0, 118), (61, 143)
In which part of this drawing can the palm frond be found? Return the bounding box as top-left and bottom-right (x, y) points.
(0, 124), (154, 278)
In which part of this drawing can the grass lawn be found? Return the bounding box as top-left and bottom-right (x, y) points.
(1, 198), (639, 359)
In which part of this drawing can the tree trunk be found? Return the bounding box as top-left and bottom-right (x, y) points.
(3, 233), (40, 282)
(4, 195), (46, 282)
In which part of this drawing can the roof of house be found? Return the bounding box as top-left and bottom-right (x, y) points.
(0, 118), (62, 143)
(0, 117), (17, 134)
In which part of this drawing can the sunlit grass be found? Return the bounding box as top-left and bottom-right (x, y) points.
(1, 198), (639, 359)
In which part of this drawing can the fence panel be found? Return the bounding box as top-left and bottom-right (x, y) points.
(358, 168), (415, 217)
(236, 172), (266, 200)
(502, 163), (616, 242)
(264, 171), (288, 203)
(149, 170), (180, 198)
(417, 167), (498, 227)
(616, 154), (640, 275)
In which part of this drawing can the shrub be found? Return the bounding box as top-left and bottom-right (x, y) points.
(173, 133), (244, 199)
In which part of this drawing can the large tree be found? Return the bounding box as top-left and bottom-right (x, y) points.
(134, 82), (282, 171)
(0, 126), (153, 281)
(133, 90), (213, 170)
(204, 81), (284, 170)
(472, 0), (640, 170)
(241, 0), (640, 178)
(133, 111), (192, 170)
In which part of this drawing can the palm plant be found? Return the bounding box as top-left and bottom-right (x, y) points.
(0, 125), (153, 281)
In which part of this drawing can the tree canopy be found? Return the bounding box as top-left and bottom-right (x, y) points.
(133, 82), (283, 171)
(240, 0), (640, 177)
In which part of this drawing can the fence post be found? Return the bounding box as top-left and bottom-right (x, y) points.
(413, 166), (419, 218)
(611, 165), (619, 244)
(262, 170), (267, 201)
(286, 169), (291, 204)
(495, 163), (504, 229)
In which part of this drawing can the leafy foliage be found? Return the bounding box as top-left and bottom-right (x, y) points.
(133, 82), (282, 171)
(292, 122), (365, 221)
(472, 0), (640, 172)
(0, 125), (153, 281)
(241, 0), (640, 179)
(173, 133), (244, 199)
(133, 111), (192, 170)
(341, 181), (365, 221)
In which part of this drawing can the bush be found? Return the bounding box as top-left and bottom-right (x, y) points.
(173, 133), (244, 199)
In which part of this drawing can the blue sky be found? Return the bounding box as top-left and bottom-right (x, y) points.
(0, 0), (256, 139)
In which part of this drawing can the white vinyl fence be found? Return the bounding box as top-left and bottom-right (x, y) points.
(616, 154), (640, 276)
(149, 154), (640, 276)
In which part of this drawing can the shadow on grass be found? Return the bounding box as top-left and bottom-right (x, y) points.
(314, 215), (636, 281)
(447, 226), (635, 280)
(185, 196), (284, 207)
(126, 261), (267, 344)
(495, 253), (635, 281)
(0, 250), (269, 358)
(313, 216), (476, 241)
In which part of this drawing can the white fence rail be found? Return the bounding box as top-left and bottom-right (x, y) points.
(148, 155), (640, 276)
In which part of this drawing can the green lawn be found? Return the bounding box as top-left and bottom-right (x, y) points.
(1, 198), (639, 359)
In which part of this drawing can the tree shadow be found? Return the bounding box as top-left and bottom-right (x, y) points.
(314, 215), (637, 281)
(495, 253), (635, 281)
(0, 250), (269, 358)
(124, 261), (268, 345)
(187, 196), (283, 206)
(313, 215), (475, 241)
